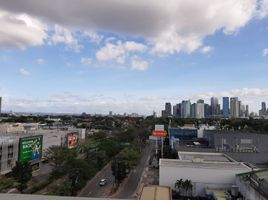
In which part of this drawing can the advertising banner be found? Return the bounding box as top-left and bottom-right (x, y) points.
(19, 135), (43, 162)
(67, 132), (78, 149)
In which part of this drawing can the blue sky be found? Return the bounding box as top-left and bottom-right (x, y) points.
(0, 0), (268, 115)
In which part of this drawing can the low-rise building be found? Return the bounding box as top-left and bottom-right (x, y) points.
(236, 169), (268, 200)
(159, 151), (251, 197)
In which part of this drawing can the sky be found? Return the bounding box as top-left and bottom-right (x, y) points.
(0, 0), (268, 115)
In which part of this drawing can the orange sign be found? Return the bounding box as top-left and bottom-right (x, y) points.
(152, 130), (167, 137)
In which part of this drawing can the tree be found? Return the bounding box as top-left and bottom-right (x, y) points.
(184, 179), (193, 197)
(12, 161), (32, 192)
(174, 178), (183, 194)
(111, 155), (128, 186)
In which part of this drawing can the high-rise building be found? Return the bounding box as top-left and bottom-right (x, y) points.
(230, 97), (239, 118)
(196, 99), (204, 119)
(204, 104), (211, 118)
(190, 103), (196, 118)
(245, 105), (249, 117)
(211, 97), (219, 116)
(181, 100), (191, 118)
(173, 103), (181, 118)
(165, 102), (172, 116)
(261, 102), (266, 116)
(222, 97), (229, 118)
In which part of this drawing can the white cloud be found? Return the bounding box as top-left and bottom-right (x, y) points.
(131, 56), (149, 71)
(37, 58), (45, 64)
(0, 0), (265, 54)
(49, 24), (82, 52)
(263, 48), (268, 56)
(84, 31), (103, 44)
(0, 9), (47, 49)
(80, 57), (92, 65)
(19, 68), (30, 76)
(96, 40), (147, 64)
(200, 46), (214, 54)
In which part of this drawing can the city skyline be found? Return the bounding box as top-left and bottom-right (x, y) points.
(1, 1), (268, 114)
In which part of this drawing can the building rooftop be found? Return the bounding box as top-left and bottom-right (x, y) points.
(178, 152), (235, 163)
(138, 185), (171, 200)
(160, 152), (251, 170)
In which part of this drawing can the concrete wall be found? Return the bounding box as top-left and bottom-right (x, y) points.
(0, 139), (19, 174)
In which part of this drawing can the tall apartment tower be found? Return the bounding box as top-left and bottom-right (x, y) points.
(211, 97), (219, 116)
(261, 102), (266, 116)
(230, 97), (239, 118)
(222, 97), (229, 118)
(245, 105), (249, 117)
(196, 99), (205, 119)
(181, 100), (191, 118)
(165, 102), (172, 116)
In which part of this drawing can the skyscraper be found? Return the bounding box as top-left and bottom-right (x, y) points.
(222, 97), (229, 118)
(245, 105), (249, 117)
(196, 99), (205, 119)
(261, 102), (266, 116)
(230, 97), (239, 118)
(165, 102), (172, 116)
(211, 97), (219, 116)
(190, 103), (196, 118)
(181, 100), (191, 118)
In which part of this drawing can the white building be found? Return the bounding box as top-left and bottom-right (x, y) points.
(159, 152), (251, 197)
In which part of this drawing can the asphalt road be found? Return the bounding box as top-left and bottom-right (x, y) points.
(113, 143), (152, 199)
(78, 162), (115, 197)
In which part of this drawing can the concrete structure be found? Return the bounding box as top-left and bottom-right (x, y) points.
(203, 130), (268, 166)
(230, 97), (239, 118)
(159, 152), (251, 197)
(190, 103), (196, 118)
(138, 185), (171, 200)
(0, 136), (19, 174)
(236, 169), (268, 200)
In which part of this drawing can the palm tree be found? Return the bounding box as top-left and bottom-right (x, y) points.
(174, 178), (183, 194)
(184, 179), (193, 197)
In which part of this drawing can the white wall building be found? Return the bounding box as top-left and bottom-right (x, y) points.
(159, 152), (251, 197)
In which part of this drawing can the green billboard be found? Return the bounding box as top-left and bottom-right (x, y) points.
(19, 135), (43, 162)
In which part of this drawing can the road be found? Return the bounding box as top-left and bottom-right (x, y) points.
(78, 162), (115, 197)
(113, 143), (152, 199)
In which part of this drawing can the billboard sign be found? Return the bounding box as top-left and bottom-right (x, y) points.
(19, 135), (43, 162)
(155, 124), (164, 131)
(67, 132), (78, 149)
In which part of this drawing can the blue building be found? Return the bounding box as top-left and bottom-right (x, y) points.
(223, 97), (229, 118)
(169, 127), (197, 148)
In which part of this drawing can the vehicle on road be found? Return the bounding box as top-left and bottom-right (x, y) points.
(99, 179), (107, 186)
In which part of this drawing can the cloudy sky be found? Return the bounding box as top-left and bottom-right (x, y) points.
(1, 0), (268, 115)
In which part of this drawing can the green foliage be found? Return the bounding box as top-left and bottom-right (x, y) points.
(45, 146), (77, 168)
(0, 176), (18, 192)
(174, 179), (193, 197)
(12, 161), (32, 192)
(111, 155), (128, 185)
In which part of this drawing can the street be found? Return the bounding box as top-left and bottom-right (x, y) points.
(78, 143), (153, 199)
(112, 143), (153, 199)
(78, 162), (115, 197)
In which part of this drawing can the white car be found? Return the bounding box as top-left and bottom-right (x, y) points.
(99, 179), (107, 186)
